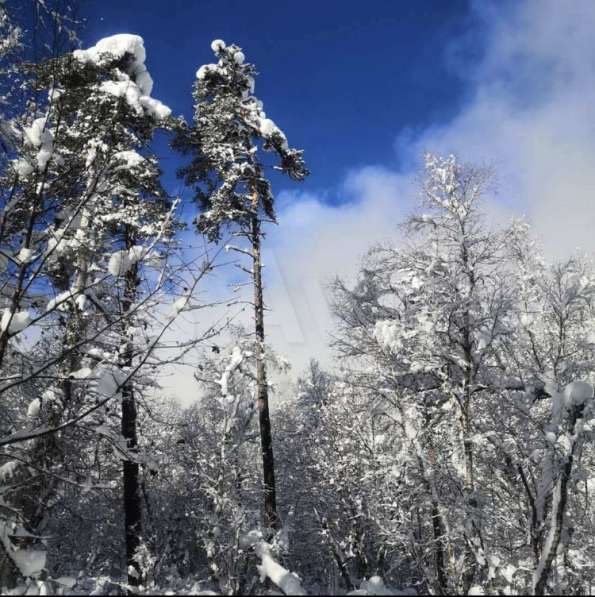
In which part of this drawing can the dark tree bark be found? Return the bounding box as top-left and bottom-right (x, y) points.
(122, 388), (142, 590)
(121, 235), (142, 591)
(425, 441), (449, 594)
(251, 192), (280, 533)
(431, 501), (448, 594)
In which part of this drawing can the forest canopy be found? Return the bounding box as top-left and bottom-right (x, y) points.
(0, 1), (593, 596)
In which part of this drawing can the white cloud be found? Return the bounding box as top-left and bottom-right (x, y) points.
(408, 0), (595, 256)
(166, 0), (595, 402)
(263, 167), (414, 370)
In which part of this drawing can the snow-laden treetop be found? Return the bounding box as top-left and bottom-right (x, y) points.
(180, 38), (308, 240)
(195, 38), (288, 149)
(73, 34), (171, 120)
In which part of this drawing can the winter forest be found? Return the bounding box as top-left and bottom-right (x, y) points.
(0, 0), (594, 595)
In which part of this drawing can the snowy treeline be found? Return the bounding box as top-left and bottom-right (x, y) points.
(0, 2), (593, 595)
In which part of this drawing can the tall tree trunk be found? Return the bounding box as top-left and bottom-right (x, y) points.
(459, 271), (486, 595)
(121, 235), (142, 590)
(122, 389), (141, 590)
(532, 403), (584, 596)
(420, 439), (450, 594)
(251, 191), (279, 533)
(460, 402), (484, 595)
(431, 501), (448, 593)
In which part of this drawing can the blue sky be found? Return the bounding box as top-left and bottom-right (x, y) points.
(82, 0), (481, 200)
(80, 1), (595, 399)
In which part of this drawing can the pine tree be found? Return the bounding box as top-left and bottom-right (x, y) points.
(0, 32), (175, 589)
(63, 34), (175, 590)
(175, 39), (307, 533)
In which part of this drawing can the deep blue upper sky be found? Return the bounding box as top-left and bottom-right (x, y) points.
(81, 0), (481, 204)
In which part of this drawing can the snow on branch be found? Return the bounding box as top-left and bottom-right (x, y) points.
(242, 531), (306, 596)
(73, 34), (171, 120)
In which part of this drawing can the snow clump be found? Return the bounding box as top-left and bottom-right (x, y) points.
(73, 34), (171, 120)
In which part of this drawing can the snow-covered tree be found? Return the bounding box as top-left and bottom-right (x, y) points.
(0, 4), (592, 593)
(495, 236), (595, 595)
(140, 330), (294, 594)
(328, 154), (595, 595)
(0, 31), (183, 590)
(175, 38), (307, 534)
(0, 1), (21, 153)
